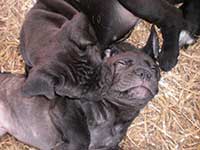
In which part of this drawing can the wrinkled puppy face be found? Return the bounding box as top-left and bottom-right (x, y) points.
(104, 50), (160, 108)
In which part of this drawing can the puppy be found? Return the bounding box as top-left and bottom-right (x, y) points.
(20, 0), (139, 99)
(20, 1), (99, 99)
(0, 28), (160, 150)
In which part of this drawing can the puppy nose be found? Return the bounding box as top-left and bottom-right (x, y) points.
(135, 68), (152, 80)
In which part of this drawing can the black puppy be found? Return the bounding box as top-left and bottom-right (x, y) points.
(20, 2), (98, 99)
(0, 37), (160, 150)
(20, 0), (139, 99)
(65, 0), (195, 71)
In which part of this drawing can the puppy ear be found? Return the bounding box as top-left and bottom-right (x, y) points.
(142, 25), (160, 59)
(21, 69), (57, 99)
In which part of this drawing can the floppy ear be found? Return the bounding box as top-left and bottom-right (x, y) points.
(142, 25), (160, 59)
(21, 69), (57, 99)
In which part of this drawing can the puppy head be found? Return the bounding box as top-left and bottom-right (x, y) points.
(103, 49), (160, 108)
(102, 26), (160, 108)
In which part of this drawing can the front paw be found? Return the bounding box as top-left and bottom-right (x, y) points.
(179, 30), (195, 48)
(158, 50), (179, 72)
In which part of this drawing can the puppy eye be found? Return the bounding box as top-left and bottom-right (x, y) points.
(151, 66), (156, 70)
(116, 59), (134, 68)
(117, 60), (126, 66)
(151, 65), (160, 78)
(114, 60), (127, 72)
(150, 67), (156, 74)
(151, 65), (159, 71)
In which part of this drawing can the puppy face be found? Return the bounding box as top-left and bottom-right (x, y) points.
(104, 50), (160, 108)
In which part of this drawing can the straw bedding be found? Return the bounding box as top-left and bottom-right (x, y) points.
(0, 0), (199, 149)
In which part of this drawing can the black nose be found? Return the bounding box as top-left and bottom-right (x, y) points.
(135, 68), (152, 80)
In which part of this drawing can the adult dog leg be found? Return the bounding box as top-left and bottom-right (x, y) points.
(118, 0), (188, 71)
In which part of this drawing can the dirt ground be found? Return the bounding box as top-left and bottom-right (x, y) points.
(0, 0), (199, 150)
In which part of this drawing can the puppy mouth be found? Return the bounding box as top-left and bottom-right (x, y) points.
(126, 86), (154, 99)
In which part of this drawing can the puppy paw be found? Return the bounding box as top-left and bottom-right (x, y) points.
(179, 30), (195, 47)
(158, 50), (178, 71)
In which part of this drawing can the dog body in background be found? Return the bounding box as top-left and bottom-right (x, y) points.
(71, 0), (200, 71)
(70, 0), (195, 71)
(0, 37), (160, 149)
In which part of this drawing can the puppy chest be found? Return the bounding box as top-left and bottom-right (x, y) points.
(88, 122), (126, 149)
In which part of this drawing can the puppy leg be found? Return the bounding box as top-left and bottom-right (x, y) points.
(179, 30), (195, 47)
(118, 0), (188, 71)
(166, 0), (196, 48)
(0, 127), (6, 137)
(181, 0), (200, 36)
(21, 68), (57, 99)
